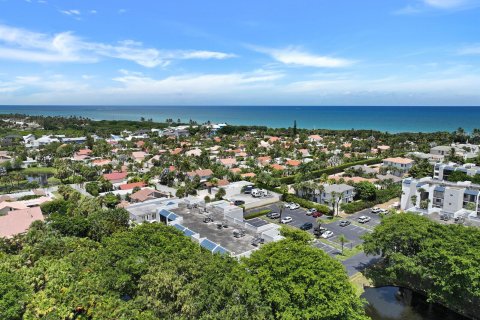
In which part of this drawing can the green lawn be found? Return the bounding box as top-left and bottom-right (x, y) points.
(21, 167), (57, 175)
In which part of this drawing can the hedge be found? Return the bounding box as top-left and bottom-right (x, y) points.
(245, 209), (272, 220)
(341, 185), (402, 214)
(284, 194), (331, 215)
(279, 158), (383, 185)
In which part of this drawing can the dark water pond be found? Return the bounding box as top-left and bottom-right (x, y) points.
(26, 174), (52, 186)
(362, 286), (470, 320)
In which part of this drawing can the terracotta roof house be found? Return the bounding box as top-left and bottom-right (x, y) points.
(170, 148), (183, 155)
(271, 164), (285, 171)
(130, 188), (167, 203)
(298, 149), (311, 157)
(0, 201), (28, 214)
(230, 168), (242, 174)
(103, 171), (128, 183)
(286, 159), (301, 167)
(269, 136), (281, 143)
(241, 172), (256, 178)
(378, 145), (391, 151)
(0, 206), (44, 238)
(186, 169), (213, 181)
(135, 141), (145, 148)
(119, 181), (146, 190)
(308, 135), (323, 142)
(219, 158), (237, 168)
(77, 149), (92, 156)
(257, 156), (271, 166)
(382, 157), (415, 177)
(92, 159), (112, 166)
(132, 151), (147, 162)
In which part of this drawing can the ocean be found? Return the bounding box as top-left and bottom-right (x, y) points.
(1, 105), (479, 133)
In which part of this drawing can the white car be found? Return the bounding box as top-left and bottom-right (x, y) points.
(321, 230), (334, 238)
(379, 209), (389, 214)
(371, 207), (381, 214)
(280, 216), (293, 224)
(358, 216), (371, 223)
(289, 203), (300, 210)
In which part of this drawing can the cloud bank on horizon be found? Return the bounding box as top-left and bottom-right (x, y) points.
(0, 0), (479, 105)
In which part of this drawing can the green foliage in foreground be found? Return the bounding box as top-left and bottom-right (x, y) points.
(0, 201), (367, 319)
(363, 213), (480, 319)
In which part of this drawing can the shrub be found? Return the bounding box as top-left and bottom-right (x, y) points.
(245, 209), (272, 220)
(284, 194), (331, 215)
(279, 158), (382, 185)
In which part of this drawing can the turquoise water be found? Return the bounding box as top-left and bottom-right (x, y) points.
(1, 105), (479, 133)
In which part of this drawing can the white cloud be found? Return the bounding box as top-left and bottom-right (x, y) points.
(0, 24), (236, 67)
(395, 0), (480, 13)
(253, 46), (354, 68)
(60, 9), (81, 16)
(109, 69), (283, 95)
(423, 0), (468, 8)
(458, 44), (480, 55)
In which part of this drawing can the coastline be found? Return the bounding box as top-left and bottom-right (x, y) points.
(2, 105), (480, 133)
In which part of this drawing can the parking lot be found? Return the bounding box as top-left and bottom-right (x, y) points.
(247, 202), (377, 247)
(246, 201), (382, 276)
(246, 202), (319, 229)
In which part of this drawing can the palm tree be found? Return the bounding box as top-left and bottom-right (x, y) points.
(339, 234), (349, 255)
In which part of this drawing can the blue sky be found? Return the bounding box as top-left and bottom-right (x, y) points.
(0, 0), (479, 105)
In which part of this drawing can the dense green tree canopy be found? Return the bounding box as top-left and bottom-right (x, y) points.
(0, 197), (367, 319)
(363, 213), (480, 319)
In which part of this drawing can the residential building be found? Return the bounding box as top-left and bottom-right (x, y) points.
(0, 207), (44, 238)
(382, 157), (415, 176)
(186, 169), (213, 181)
(434, 162), (480, 181)
(401, 177), (480, 218)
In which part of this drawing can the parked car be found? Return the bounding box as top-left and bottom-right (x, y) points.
(371, 207), (381, 214)
(299, 222), (313, 230)
(312, 211), (323, 218)
(313, 226), (327, 236)
(379, 209), (389, 214)
(321, 230), (334, 238)
(243, 185), (254, 194)
(280, 216), (293, 224)
(440, 214), (450, 221)
(251, 236), (264, 247)
(339, 220), (351, 227)
(289, 203), (300, 210)
(233, 200), (245, 206)
(233, 229), (246, 238)
(306, 208), (317, 216)
(267, 212), (280, 219)
(251, 189), (264, 198)
(358, 216), (371, 223)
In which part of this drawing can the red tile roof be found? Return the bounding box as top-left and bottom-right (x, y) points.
(119, 181), (146, 190)
(0, 207), (44, 238)
(103, 171), (128, 181)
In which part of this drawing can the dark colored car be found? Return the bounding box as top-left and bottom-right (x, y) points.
(312, 211), (323, 218)
(299, 222), (313, 230)
(339, 220), (351, 227)
(313, 226), (327, 236)
(233, 200), (245, 206)
(243, 185), (254, 194)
